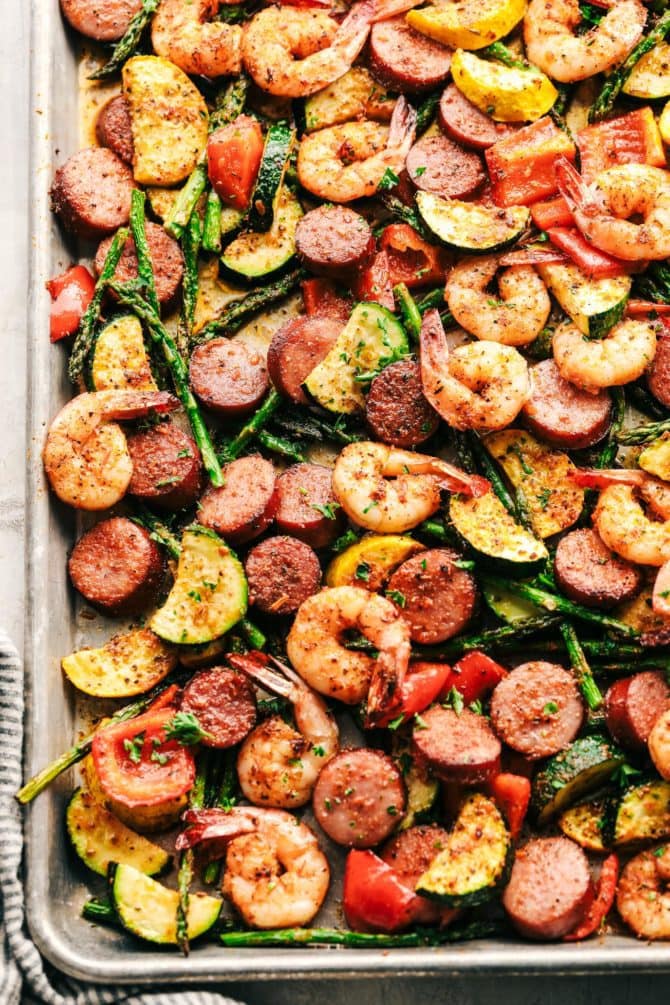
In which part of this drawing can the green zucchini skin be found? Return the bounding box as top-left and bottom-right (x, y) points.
(537, 263), (631, 340)
(531, 735), (625, 826)
(247, 121), (294, 233)
(221, 187), (303, 281)
(604, 778), (670, 848)
(109, 863), (221, 945)
(416, 191), (529, 253)
(449, 491), (548, 576)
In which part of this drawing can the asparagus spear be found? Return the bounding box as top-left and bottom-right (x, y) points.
(202, 189), (223, 254)
(590, 9), (670, 122)
(480, 41), (528, 70)
(634, 261), (670, 306)
(219, 920), (503, 947)
(415, 615), (563, 659)
(195, 268), (306, 343)
(416, 518), (459, 545)
(394, 283), (422, 343)
(257, 429), (306, 462)
(415, 90), (441, 134)
(467, 432), (525, 525)
(203, 749), (239, 885)
(176, 210), (202, 355)
(452, 430), (478, 475)
(88, 0), (160, 80)
(617, 415), (670, 445)
(68, 228), (128, 382)
(240, 618), (267, 650)
(416, 288), (444, 314)
(82, 898), (117, 926)
(129, 190), (160, 315)
(131, 503), (181, 560)
(271, 409), (364, 446)
(379, 192), (433, 242)
(219, 389), (283, 462)
(596, 387), (625, 468)
(177, 754), (209, 953)
(560, 622), (604, 710)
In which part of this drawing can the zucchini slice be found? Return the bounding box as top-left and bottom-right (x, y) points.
(451, 49), (557, 123)
(61, 628), (177, 699)
(615, 586), (667, 635)
(482, 583), (543, 624)
(303, 302), (409, 414)
(304, 68), (394, 132)
(537, 262), (631, 340)
(247, 121), (294, 232)
(639, 435), (670, 482)
(416, 190), (529, 253)
(624, 42), (670, 99)
(607, 779), (670, 848)
(558, 795), (611, 853)
(222, 186), (303, 280)
(449, 490), (548, 573)
(151, 527), (247, 645)
(531, 735), (625, 826)
(325, 534), (425, 591)
(110, 863), (221, 945)
(391, 737), (439, 831)
(67, 789), (170, 877)
(416, 793), (510, 906)
(89, 315), (157, 392)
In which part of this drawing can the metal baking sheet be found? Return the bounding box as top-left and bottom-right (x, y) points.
(23, 0), (670, 982)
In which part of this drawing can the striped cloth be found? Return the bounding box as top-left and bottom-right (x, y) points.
(0, 631), (244, 1005)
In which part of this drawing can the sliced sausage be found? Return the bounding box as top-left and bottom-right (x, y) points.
(60, 0), (142, 40)
(365, 359), (439, 448)
(605, 671), (670, 751)
(127, 422), (202, 511)
(51, 148), (137, 240)
(68, 517), (164, 616)
(381, 825), (453, 924)
(522, 359), (612, 449)
(406, 135), (485, 200)
(312, 748), (406, 848)
(648, 333), (670, 408)
(490, 662), (584, 760)
(554, 528), (642, 609)
(412, 706), (501, 785)
(198, 455), (278, 545)
(95, 95), (134, 165)
(245, 535), (322, 615)
(190, 339), (269, 417)
(180, 666), (257, 749)
(368, 17), (452, 94)
(295, 206), (375, 281)
(95, 222), (184, 306)
(275, 463), (342, 549)
(502, 837), (592, 941)
(439, 84), (518, 151)
(268, 316), (342, 405)
(385, 548), (477, 644)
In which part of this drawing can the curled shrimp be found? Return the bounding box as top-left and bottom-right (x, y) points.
(420, 309), (530, 431)
(332, 440), (489, 534)
(594, 482), (670, 566)
(524, 0), (646, 83)
(557, 159), (670, 262)
(617, 845), (670, 940)
(445, 255), (551, 347)
(229, 652), (338, 809)
(297, 96), (416, 202)
(42, 390), (178, 511)
(151, 0), (243, 78)
(552, 317), (657, 394)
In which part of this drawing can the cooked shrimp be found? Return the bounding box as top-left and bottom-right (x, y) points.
(297, 96), (416, 202)
(229, 652), (338, 809)
(420, 309), (530, 431)
(557, 160), (670, 262)
(524, 0), (646, 83)
(617, 845), (670, 940)
(594, 483), (670, 566)
(445, 255), (551, 347)
(552, 317), (657, 393)
(649, 710), (670, 781)
(42, 390), (178, 511)
(151, 0), (243, 78)
(332, 440), (489, 534)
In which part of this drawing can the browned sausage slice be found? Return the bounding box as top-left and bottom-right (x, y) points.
(127, 423), (202, 511)
(295, 206), (375, 281)
(198, 455), (278, 545)
(51, 148), (137, 239)
(439, 84), (518, 150)
(68, 517), (164, 616)
(365, 359), (439, 448)
(267, 316), (342, 405)
(95, 222), (184, 306)
(648, 333), (670, 408)
(412, 706), (501, 785)
(245, 535), (322, 615)
(490, 662), (584, 760)
(190, 339), (269, 417)
(275, 463), (342, 549)
(502, 837), (592, 940)
(385, 548), (477, 644)
(554, 528), (642, 609)
(312, 748), (406, 848)
(605, 671), (670, 751)
(381, 825), (453, 923)
(522, 359), (612, 449)
(180, 667), (257, 748)
(60, 0), (142, 40)
(406, 134), (485, 200)
(96, 95), (134, 165)
(369, 17), (452, 94)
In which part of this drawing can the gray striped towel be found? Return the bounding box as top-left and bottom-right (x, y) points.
(0, 630), (245, 1005)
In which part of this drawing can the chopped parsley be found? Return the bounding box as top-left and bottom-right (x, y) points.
(123, 731), (145, 764)
(355, 562), (371, 582)
(386, 589), (406, 608)
(377, 167), (400, 191)
(311, 501), (341, 520)
(543, 701), (559, 716)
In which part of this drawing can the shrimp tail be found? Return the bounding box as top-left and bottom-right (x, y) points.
(388, 95), (417, 151)
(365, 651), (406, 729)
(176, 809), (255, 851)
(555, 156), (599, 220)
(101, 390), (180, 422)
(437, 464), (491, 499)
(334, 1), (376, 61)
(569, 467), (647, 489)
(227, 651), (297, 700)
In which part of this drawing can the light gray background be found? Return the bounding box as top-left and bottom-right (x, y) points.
(1, 3), (668, 1001)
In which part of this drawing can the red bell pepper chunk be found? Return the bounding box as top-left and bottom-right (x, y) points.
(488, 773), (531, 841)
(146, 683), (182, 714)
(378, 223), (449, 289)
(569, 468), (646, 490)
(626, 299), (670, 318)
(343, 849), (424, 933)
(530, 196), (574, 231)
(545, 227), (630, 280)
(353, 250), (395, 310)
(207, 115), (264, 211)
(301, 278), (352, 322)
(577, 107), (666, 183)
(564, 853), (620, 942)
(46, 264), (95, 342)
(445, 650), (508, 705)
(375, 661), (453, 728)
(486, 117), (576, 208)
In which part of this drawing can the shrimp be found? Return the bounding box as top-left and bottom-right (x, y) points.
(445, 255), (551, 347)
(151, 0), (243, 78)
(557, 159), (670, 262)
(297, 96), (416, 202)
(552, 317), (657, 394)
(594, 483), (670, 566)
(332, 440), (489, 534)
(419, 308), (530, 431)
(229, 652), (339, 809)
(617, 845), (670, 940)
(42, 390), (178, 511)
(524, 0), (646, 83)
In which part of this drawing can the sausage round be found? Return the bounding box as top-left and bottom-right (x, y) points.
(490, 662), (584, 760)
(412, 706), (501, 785)
(502, 837), (592, 941)
(68, 517), (164, 616)
(190, 339), (269, 417)
(51, 148), (136, 240)
(554, 528), (642, 609)
(95, 222), (184, 306)
(60, 0), (142, 40)
(438, 84), (517, 150)
(648, 333), (670, 408)
(605, 671), (670, 751)
(312, 748), (406, 848)
(381, 825), (453, 924)
(406, 134), (485, 200)
(198, 455), (278, 545)
(180, 667), (257, 749)
(368, 17), (452, 94)
(95, 95), (134, 165)
(365, 359), (439, 448)
(275, 463), (342, 549)
(385, 548), (477, 644)
(245, 535), (322, 615)
(267, 316), (342, 405)
(127, 422), (202, 511)
(522, 360), (612, 449)
(295, 206), (375, 281)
